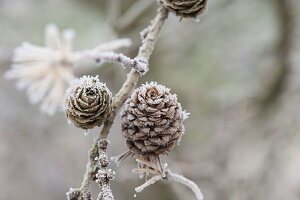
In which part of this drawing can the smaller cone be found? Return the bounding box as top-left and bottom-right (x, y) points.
(65, 75), (112, 130)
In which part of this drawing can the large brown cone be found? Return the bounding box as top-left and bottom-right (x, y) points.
(121, 82), (186, 159)
(161, 0), (207, 18)
(65, 75), (112, 130)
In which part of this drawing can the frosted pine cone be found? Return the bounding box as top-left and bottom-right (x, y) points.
(65, 75), (112, 130)
(121, 82), (187, 160)
(161, 0), (207, 18)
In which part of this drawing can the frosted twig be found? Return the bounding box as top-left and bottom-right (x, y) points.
(78, 5), (169, 198)
(167, 170), (204, 200)
(74, 51), (148, 75)
(94, 140), (116, 200)
(135, 175), (162, 193)
(134, 169), (203, 200)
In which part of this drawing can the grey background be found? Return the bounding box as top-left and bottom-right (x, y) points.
(1, 0), (300, 199)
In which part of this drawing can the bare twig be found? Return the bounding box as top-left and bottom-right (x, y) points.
(167, 170), (204, 200)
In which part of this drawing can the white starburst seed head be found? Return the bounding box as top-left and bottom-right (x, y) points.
(5, 24), (76, 115)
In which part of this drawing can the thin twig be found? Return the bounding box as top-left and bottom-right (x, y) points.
(133, 169), (204, 200)
(74, 51), (149, 75)
(167, 170), (204, 200)
(135, 175), (162, 193)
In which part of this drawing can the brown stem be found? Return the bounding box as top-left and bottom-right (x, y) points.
(79, 6), (169, 195)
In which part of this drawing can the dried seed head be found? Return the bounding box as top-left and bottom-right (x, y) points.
(65, 75), (112, 130)
(121, 82), (187, 160)
(161, 0), (207, 19)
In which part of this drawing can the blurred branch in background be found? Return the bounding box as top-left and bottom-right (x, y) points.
(102, 0), (157, 49)
(106, 0), (122, 27)
(260, 0), (294, 110)
(115, 0), (154, 32)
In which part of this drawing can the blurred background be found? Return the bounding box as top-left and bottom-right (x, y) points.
(1, 0), (300, 199)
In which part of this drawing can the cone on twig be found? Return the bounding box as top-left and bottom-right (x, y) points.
(121, 82), (187, 162)
(65, 75), (112, 130)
